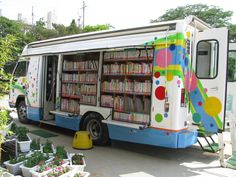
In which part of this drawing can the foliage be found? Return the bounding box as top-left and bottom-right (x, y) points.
(47, 166), (71, 177)
(229, 24), (236, 42)
(83, 24), (109, 33)
(0, 109), (12, 146)
(151, 4), (233, 27)
(43, 140), (53, 153)
(9, 155), (27, 164)
(10, 122), (17, 133)
(30, 138), (41, 150)
(23, 151), (48, 168)
(15, 126), (29, 141)
(71, 154), (84, 165)
(0, 34), (19, 96)
(55, 145), (67, 159)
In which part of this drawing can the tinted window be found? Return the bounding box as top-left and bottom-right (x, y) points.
(196, 40), (218, 79)
(14, 61), (29, 78)
(228, 51), (236, 82)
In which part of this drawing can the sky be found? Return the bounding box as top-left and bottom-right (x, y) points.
(1, 0), (236, 29)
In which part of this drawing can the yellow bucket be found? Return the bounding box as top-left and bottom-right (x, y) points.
(72, 131), (93, 149)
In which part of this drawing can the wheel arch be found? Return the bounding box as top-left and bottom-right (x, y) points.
(16, 95), (25, 108)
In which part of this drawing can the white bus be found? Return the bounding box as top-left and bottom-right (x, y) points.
(9, 16), (231, 148)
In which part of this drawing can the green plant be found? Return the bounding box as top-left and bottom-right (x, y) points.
(23, 151), (48, 168)
(71, 154), (84, 165)
(55, 145), (67, 159)
(43, 140), (53, 153)
(47, 166), (71, 177)
(9, 155), (27, 164)
(10, 122), (17, 134)
(30, 138), (41, 150)
(16, 126), (29, 141)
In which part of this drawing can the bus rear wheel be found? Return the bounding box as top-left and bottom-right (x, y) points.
(82, 113), (109, 146)
(17, 100), (30, 124)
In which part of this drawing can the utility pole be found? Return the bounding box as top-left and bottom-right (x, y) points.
(81, 1), (87, 30)
(32, 6), (34, 26)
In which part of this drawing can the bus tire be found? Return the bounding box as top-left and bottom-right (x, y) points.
(82, 113), (109, 146)
(17, 100), (30, 124)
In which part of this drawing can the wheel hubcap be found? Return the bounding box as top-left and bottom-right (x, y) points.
(86, 119), (102, 140)
(19, 105), (26, 120)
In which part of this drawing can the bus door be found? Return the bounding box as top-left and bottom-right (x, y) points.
(190, 27), (228, 133)
(43, 55), (58, 120)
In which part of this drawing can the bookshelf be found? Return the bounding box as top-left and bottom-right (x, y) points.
(61, 53), (99, 113)
(101, 48), (154, 125)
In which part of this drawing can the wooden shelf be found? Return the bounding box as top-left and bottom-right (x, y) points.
(61, 94), (81, 99)
(62, 81), (97, 84)
(103, 73), (152, 77)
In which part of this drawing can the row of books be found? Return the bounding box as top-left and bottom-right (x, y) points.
(63, 60), (98, 70)
(62, 84), (97, 96)
(62, 73), (97, 82)
(113, 112), (149, 124)
(100, 95), (151, 114)
(62, 84), (79, 95)
(102, 79), (151, 93)
(61, 99), (80, 113)
(103, 63), (153, 75)
(81, 95), (96, 105)
(104, 49), (154, 60)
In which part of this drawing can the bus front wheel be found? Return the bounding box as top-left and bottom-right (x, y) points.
(17, 100), (30, 124)
(82, 113), (109, 146)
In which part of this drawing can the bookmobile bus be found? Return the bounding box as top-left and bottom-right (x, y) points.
(9, 16), (236, 155)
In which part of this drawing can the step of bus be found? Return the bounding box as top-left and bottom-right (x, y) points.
(225, 153), (236, 169)
(197, 130), (219, 153)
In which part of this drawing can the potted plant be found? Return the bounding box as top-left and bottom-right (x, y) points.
(70, 153), (86, 171)
(71, 170), (90, 177)
(31, 138), (41, 151)
(0, 166), (15, 177)
(31, 162), (53, 177)
(16, 126), (31, 152)
(20, 151), (49, 177)
(46, 166), (72, 177)
(0, 109), (13, 137)
(42, 140), (54, 155)
(3, 155), (27, 175)
(55, 146), (68, 160)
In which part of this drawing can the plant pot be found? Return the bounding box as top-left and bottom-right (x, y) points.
(69, 153), (86, 171)
(0, 121), (13, 137)
(70, 169), (90, 177)
(17, 134), (32, 152)
(20, 164), (34, 177)
(3, 160), (24, 175)
(30, 165), (53, 177)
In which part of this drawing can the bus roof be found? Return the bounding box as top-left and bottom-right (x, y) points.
(22, 16), (211, 56)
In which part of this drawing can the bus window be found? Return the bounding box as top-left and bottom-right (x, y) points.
(196, 40), (218, 79)
(228, 51), (236, 82)
(14, 61), (29, 78)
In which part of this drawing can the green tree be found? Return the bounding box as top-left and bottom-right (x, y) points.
(151, 4), (233, 28)
(151, 4), (236, 41)
(67, 19), (81, 35)
(84, 24), (109, 33)
(0, 35), (18, 96)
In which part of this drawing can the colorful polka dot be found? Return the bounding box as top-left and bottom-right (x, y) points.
(155, 113), (163, 122)
(169, 44), (176, 51)
(177, 80), (181, 85)
(204, 88), (208, 93)
(204, 96), (222, 117)
(184, 71), (197, 92)
(155, 86), (166, 100)
(156, 49), (173, 68)
(193, 113), (201, 123)
(198, 102), (202, 106)
(166, 73), (174, 81)
(164, 113), (168, 118)
(156, 80), (160, 85)
(154, 72), (160, 78)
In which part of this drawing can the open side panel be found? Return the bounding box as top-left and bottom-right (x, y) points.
(190, 27), (228, 133)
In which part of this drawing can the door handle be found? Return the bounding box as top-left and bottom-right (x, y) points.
(210, 86), (218, 91)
